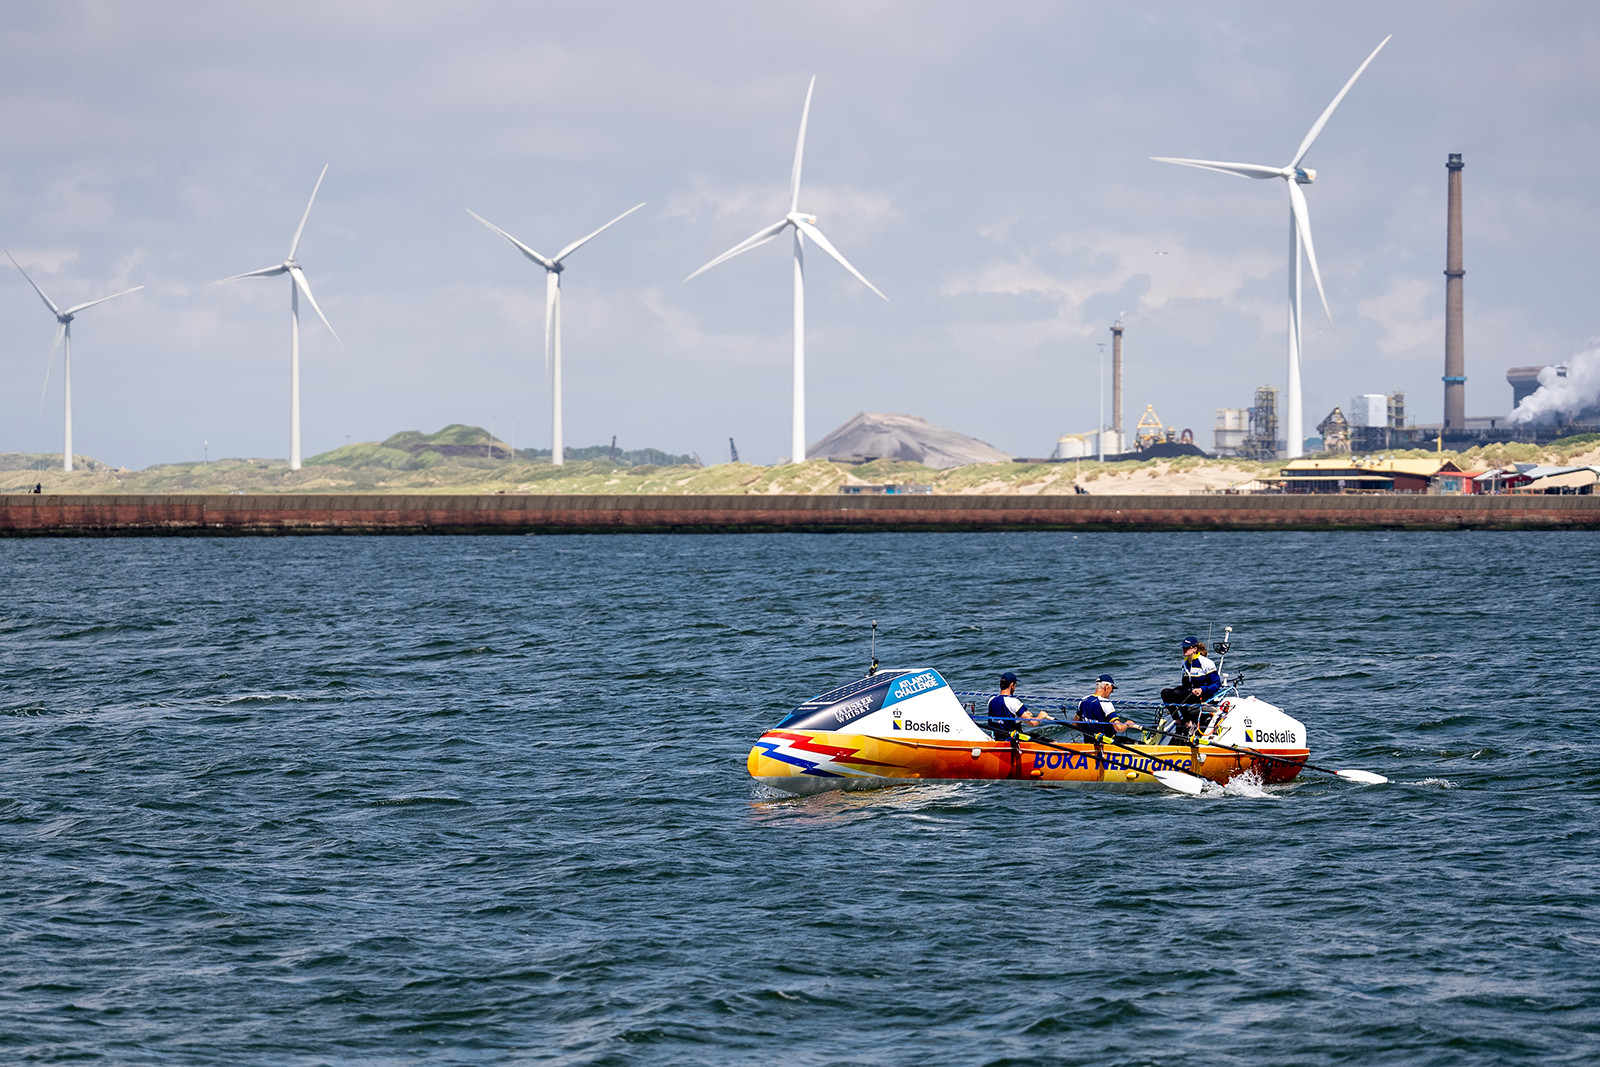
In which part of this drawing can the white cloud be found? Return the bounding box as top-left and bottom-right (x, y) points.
(943, 229), (1280, 339)
(1357, 277), (1440, 356)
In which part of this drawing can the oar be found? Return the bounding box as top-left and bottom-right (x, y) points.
(1190, 737), (1388, 785)
(1022, 721), (1207, 796)
(1097, 716), (1389, 786)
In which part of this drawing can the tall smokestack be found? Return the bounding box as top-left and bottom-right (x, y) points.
(1111, 320), (1124, 449)
(1443, 153), (1466, 429)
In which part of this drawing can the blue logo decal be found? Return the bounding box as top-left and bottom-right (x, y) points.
(882, 670), (944, 708)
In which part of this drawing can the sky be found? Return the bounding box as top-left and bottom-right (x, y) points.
(2, 0), (1598, 468)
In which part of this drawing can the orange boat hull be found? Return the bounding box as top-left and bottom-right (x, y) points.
(748, 729), (1308, 795)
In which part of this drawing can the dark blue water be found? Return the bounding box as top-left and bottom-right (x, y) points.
(2, 532), (1598, 1065)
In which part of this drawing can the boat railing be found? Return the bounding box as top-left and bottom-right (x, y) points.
(954, 687), (1240, 744)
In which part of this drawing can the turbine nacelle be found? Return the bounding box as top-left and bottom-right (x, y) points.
(1293, 168), (1316, 185)
(788, 212), (818, 226)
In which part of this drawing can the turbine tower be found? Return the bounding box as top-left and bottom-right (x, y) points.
(7, 252), (142, 472)
(1154, 36), (1390, 459)
(686, 76), (887, 464)
(213, 164), (342, 471)
(467, 202), (644, 466)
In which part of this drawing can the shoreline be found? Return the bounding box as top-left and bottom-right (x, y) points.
(4, 493), (1599, 535)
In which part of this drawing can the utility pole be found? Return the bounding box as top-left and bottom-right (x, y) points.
(1111, 320), (1124, 454)
(1096, 342), (1106, 462)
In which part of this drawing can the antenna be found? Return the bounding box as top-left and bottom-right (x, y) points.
(868, 619), (879, 676)
(1216, 625), (1235, 682)
(729, 436), (740, 463)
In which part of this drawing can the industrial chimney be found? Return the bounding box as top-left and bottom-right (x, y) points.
(1111, 320), (1124, 453)
(1443, 153), (1466, 429)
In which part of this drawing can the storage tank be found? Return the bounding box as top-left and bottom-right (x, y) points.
(1053, 434), (1090, 459)
(1214, 408), (1248, 455)
(1347, 394), (1388, 428)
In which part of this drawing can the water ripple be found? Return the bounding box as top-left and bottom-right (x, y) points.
(1, 531), (1598, 1064)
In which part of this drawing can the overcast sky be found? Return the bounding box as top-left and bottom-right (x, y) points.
(2, 1), (1597, 467)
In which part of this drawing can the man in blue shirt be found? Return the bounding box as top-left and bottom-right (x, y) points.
(1076, 674), (1135, 741)
(1160, 636), (1223, 734)
(987, 671), (1050, 737)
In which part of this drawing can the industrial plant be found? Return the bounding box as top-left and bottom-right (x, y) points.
(1075, 151), (1599, 466)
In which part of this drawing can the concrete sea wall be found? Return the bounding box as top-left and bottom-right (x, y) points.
(3, 493), (1599, 535)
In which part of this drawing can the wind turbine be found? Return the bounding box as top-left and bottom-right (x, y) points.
(7, 252), (142, 472)
(466, 201), (644, 466)
(686, 76), (887, 464)
(1153, 35), (1390, 459)
(213, 164), (342, 470)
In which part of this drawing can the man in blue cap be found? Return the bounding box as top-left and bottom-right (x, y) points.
(1160, 636), (1223, 735)
(1076, 674), (1135, 741)
(987, 671), (1050, 737)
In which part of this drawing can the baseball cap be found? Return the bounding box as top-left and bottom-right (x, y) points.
(1097, 673), (1116, 688)
(999, 671), (1019, 684)
(1181, 636), (1200, 648)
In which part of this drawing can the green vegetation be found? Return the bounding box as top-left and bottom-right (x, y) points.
(304, 425), (697, 471)
(4, 424), (1596, 496)
(1311, 435), (1600, 468)
(521, 443), (699, 466)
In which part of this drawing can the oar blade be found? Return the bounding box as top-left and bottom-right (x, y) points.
(1153, 769), (1206, 795)
(1335, 768), (1388, 785)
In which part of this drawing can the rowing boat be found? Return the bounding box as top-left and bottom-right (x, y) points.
(747, 667), (1310, 795)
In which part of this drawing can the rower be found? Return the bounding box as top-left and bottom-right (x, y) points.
(986, 671), (1050, 737)
(1160, 636), (1222, 736)
(1076, 674), (1135, 740)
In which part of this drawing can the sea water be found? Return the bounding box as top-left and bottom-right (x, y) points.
(2, 531), (1597, 1065)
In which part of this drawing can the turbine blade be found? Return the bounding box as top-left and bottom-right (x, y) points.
(791, 76), (816, 215)
(288, 163), (330, 260)
(63, 285), (144, 317)
(544, 270), (558, 381)
(1287, 180), (1332, 325)
(289, 266), (343, 346)
(684, 219), (791, 281)
(466, 209), (556, 269)
(1150, 157), (1284, 180)
(553, 202), (646, 263)
(1289, 35), (1391, 169)
(40, 323), (65, 409)
(7, 251), (63, 315)
(211, 264), (288, 285)
(792, 219), (887, 300)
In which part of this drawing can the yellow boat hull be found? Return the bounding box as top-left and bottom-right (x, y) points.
(748, 729), (1307, 795)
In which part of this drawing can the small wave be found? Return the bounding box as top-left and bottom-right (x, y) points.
(368, 795), (468, 807)
(1415, 777), (1457, 789)
(213, 692), (311, 705)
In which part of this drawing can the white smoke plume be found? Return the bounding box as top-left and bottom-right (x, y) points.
(1508, 344), (1600, 425)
